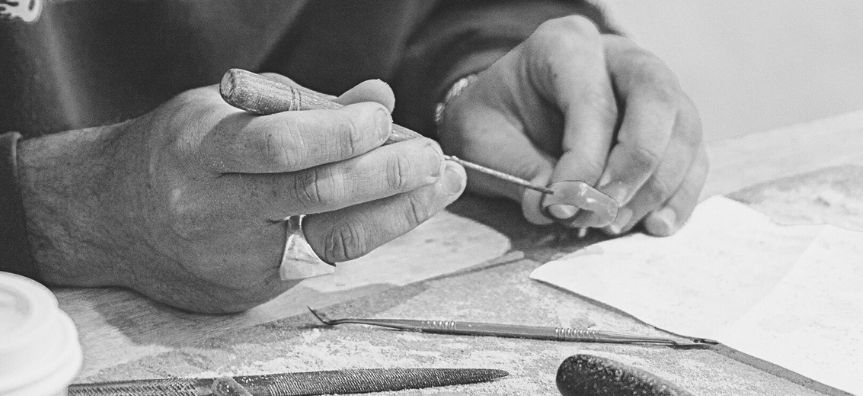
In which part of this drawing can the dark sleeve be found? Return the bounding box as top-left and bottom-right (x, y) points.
(393, 0), (617, 136)
(0, 131), (38, 279)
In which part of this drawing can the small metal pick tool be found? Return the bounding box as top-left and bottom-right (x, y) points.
(308, 307), (717, 349)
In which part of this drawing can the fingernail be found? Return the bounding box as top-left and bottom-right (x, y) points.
(375, 107), (392, 139)
(607, 207), (633, 235)
(444, 162), (467, 195)
(548, 204), (578, 220)
(646, 208), (677, 236)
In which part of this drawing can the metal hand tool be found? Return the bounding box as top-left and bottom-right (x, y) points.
(67, 367), (508, 395)
(308, 308), (717, 348)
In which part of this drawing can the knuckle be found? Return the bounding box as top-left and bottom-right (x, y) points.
(259, 130), (298, 170)
(165, 89), (222, 126)
(332, 112), (362, 157)
(292, 168), (331, 208)
(649, 86), (681, 110)
(531, 16), (599, 54)
(567, 157), (605, 182)
(650, 84), (683, 109)
(540, 15), (599, 39)
(627, 55), (683, 103)
(323, 222), (367, 262)
(172, 88), (210, 107)
(404, 193), (432, 226)
(386, 152), (412, 191)
(584, 161), (606, 181)
(647, 175), (675, 204)
(630, 145), (661, 172)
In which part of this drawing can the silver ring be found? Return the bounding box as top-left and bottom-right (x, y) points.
(279, 215), (334, 281)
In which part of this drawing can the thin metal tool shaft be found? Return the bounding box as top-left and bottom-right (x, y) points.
(446, 156), (554, 194)
(220, 68), (553, 194)
(308, 308), (717, 348)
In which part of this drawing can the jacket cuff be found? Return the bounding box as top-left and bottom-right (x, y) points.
(0, 132), (39, 280)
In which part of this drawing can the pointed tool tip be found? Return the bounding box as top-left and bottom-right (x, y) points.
(306, 306), (333, 325)
(670, 337), (719, 349)
(488, 368), (510, 380)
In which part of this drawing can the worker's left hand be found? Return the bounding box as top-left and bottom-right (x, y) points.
(438, 15), (708, 236)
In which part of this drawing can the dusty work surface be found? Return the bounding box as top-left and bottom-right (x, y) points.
(75, 164), (863, 395)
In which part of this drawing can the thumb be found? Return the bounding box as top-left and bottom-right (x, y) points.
(334, 79), (396, 113)
(520, 159), (556, 225)
(440, 108), (556, 225)
(259, 73), (395, 113)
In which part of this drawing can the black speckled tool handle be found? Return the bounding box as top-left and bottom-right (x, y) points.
(556, 355), (693, 396)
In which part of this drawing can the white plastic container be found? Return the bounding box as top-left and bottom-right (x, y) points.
(0, 272), (82, 396)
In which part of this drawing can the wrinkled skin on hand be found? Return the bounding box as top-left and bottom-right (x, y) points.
(20, 79), (466, 313)
(439, 15), (707, 236)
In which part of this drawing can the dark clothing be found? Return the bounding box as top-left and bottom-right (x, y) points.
(0, 0), (613, 278)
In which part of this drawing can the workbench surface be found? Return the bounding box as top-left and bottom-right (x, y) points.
(58, 113), (863, 395)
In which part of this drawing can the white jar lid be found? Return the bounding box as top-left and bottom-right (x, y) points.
(0, 272), (82, 396)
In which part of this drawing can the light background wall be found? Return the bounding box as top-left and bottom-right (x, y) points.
(601, 1), (863, 141)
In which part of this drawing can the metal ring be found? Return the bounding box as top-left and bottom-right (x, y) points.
(279, 215), (335, 281)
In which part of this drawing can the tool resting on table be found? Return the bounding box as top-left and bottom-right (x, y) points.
(556, 354), (692, 396)
(308, 307), (716, 348)
(67, 368), (508, 395)
(219, 68), (618, 226)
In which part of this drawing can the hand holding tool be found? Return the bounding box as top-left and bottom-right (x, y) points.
(220, 68), (554, 194)
(219, 69), (619, 226)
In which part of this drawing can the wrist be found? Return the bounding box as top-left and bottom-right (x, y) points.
(17, 124), (133, 286)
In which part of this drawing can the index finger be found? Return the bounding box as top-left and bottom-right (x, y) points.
(530, 17), (618, 222)
(201, 101), (392, 173)
(592, 36), (684, 206)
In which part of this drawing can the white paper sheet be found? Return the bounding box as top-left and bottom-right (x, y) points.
(530, 197), (863, 394)
(722, 226), (863, 394)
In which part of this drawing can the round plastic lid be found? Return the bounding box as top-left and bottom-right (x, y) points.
(0, 272), (82, 396)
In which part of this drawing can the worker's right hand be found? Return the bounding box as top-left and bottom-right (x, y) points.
(18, 78), (466, 313)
